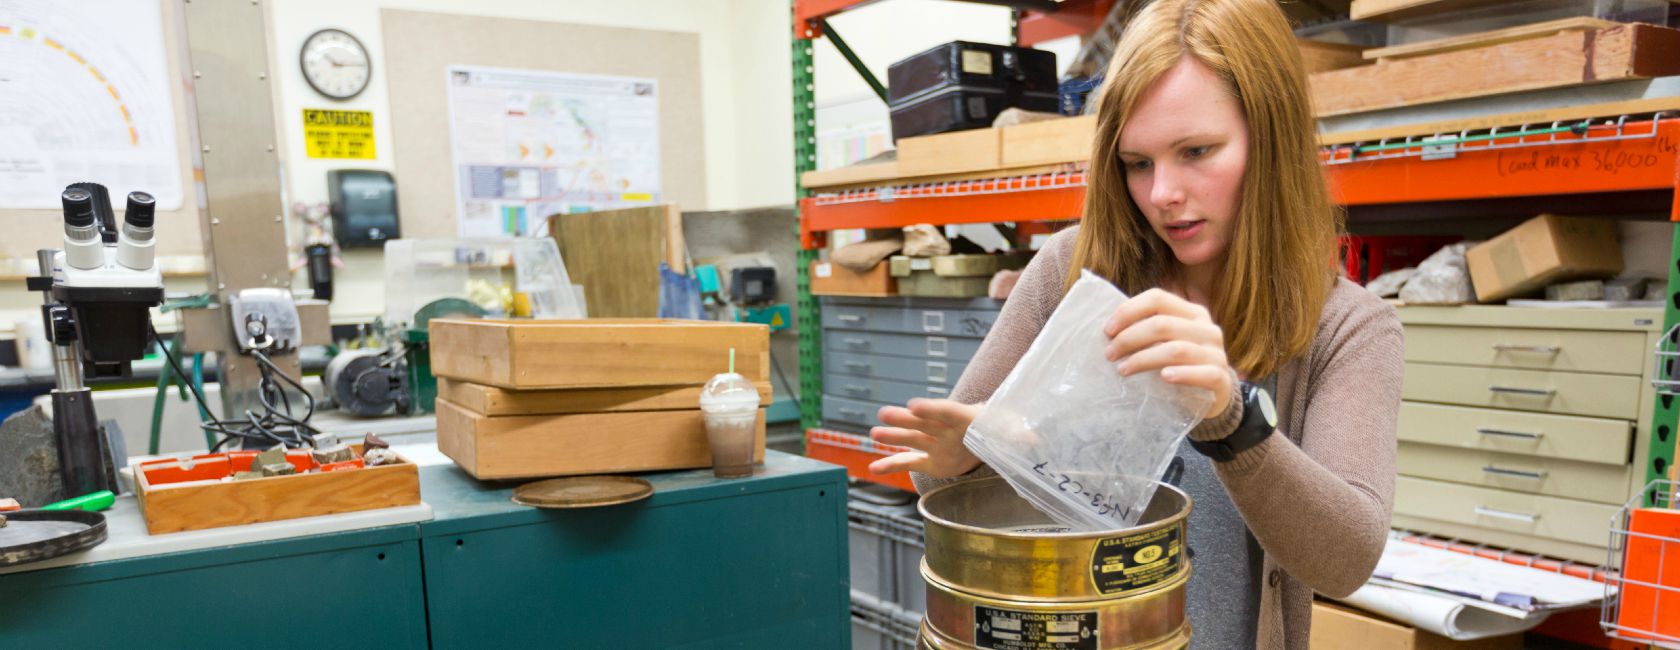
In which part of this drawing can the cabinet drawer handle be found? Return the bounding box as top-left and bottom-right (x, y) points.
(927, 361), (949, 384)
(1481, 465), (1547, 480)
(839, 408), (865, 418)
(927, 386), (949, 397)
(837, 314), (865, 324)
(1475, 427), (1543, 441)
(922, 311), (945, 333)
(1492, 344), (1560, 354)
(843, 361), (868, 371)
(843, 385), (869, 396)
(1488, 385), (1555, 397)
(843, 337), (867, 348)
(1473, 506), (1539, 523)
(926, 336), (948, 357)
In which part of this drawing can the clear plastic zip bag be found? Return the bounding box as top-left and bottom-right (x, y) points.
(964, 270), (1213, 531)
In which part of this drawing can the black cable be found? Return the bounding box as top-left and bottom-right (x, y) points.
(150, 323), (220, 423)
(149, 321), (321, 451)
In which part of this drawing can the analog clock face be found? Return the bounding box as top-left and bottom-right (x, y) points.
(300, 28), (371, 100)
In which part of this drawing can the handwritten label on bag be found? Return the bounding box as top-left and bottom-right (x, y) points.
(1032, 462), (1133, 523)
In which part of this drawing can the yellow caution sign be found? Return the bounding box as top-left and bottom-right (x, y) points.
(302, 109), (375, 159)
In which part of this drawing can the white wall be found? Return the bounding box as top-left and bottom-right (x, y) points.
(0, 0), (1026, 341)
(263, 0), (798, 323)
(270, 0), (795, 215)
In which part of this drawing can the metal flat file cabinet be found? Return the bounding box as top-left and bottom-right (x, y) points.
(417, 451), (851, 649)
(0, 525), (429, 648)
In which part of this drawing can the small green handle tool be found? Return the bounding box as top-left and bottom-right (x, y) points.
(41, 490), (115, 512)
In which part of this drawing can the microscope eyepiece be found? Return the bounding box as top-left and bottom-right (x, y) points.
(61, 189), (96, 228)
(125, 192), (156, 228)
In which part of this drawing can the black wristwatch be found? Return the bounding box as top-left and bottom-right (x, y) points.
(1189, 381), (1278, 462)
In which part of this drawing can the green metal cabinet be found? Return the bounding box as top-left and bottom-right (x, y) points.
(0, 527), (428, 648)
(416, 455), (851, 649)
(0, 451), (849, 649)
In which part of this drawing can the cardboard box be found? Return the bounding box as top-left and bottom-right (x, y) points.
(1465, 215), (1622, 303)
(811, 260), (897, 297)
(1310, 601), (1521, 650)
(897, 128), (1002, 176)
(429, 318), (768, 390)
(436, 399), (766, 480)
(437, 377), (771, 417)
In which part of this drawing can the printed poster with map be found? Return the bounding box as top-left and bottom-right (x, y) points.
(0, 0), (183, 209)
(445, 65), (661, 237)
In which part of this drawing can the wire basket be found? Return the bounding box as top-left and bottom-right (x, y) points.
(1601, 480), (1680, 648)
(1654, 324), (1680, 395)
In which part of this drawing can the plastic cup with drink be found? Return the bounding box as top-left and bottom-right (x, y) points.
(700, 348), (760, 478)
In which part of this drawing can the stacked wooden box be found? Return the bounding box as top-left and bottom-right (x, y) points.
(429, 318), (772, 480)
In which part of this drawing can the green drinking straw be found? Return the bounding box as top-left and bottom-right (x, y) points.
(729, 348), (736, 374)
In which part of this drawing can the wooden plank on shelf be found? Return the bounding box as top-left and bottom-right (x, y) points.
(1362, 16), (1617, 61)
(1351, 0), (1519, 22)
(1310, 24), (1680, 117)
(1298, 40), (1368, 74)
(897, 128), (1003, 176)
(1319, 95), (1680, 145)
(801, 160), (901, 189)
(548, 204), (684, 318)
(1000, 115), (1097, 167)
(1355, 0), (1680, 21)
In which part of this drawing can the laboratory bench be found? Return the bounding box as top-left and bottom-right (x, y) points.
(0, 449), (850, 648)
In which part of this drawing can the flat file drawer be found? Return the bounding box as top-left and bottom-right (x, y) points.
(824, 394), (894, 429)
(1404, 325), (1647, 375)
(1397, 402), (1632, 466)
(1402, 362), (1642, 420)
(1397, 442), (1631, 504)
(1394, 476), (1618, 549)
(825, 351), (969, 386)
(820, 301), (999, 337)
(824, 372), (953, 405)
(822, 330), (984, 362)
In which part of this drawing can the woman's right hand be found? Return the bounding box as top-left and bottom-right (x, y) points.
(867, 398), (983, 478)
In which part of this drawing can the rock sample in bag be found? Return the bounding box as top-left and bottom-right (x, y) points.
(1398, 243), (1476, 305)
(903, 224), (951, 257)
(1545, 280), (1605, 301)
(831, 236), (903, 273)
(1364, 267), (1417, 298)
(1605, 277), (1652, 302)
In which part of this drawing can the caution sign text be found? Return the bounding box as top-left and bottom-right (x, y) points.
(303, 109), (375, 159)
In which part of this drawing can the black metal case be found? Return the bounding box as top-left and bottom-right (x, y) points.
(886, 41), (1058, 141)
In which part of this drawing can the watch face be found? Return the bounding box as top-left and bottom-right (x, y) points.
(300, 29), (371, 100)
(1255, 387), (1278, 428)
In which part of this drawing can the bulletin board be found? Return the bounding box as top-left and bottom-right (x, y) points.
(379, 9), (708, 239)
(0, 0), (203, 276)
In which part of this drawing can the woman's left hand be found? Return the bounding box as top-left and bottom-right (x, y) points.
(1103, 288), (1235, 419)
